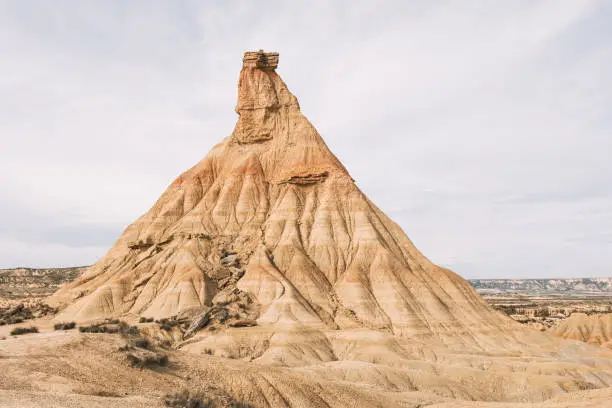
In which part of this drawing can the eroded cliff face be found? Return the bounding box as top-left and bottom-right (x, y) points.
(27, 51), (612, 404)
(49, 50), (513, 349)
(551, 313), (612, 349)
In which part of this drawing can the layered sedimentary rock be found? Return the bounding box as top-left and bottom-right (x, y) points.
(242, 50), (279, 69)
(35, 51), (612, 403)
(49, 51), (532, 347)
(0, 267), (85, 301)
(551, 313), (612, 349)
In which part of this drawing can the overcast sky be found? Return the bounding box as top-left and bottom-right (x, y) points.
(1, 1), (611, 279)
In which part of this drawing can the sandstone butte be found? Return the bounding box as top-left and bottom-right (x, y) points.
(48, 50), (509, 343)
(38, 50), (612, 406)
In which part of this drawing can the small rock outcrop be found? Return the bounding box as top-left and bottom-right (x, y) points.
(242, 50), (279, 69)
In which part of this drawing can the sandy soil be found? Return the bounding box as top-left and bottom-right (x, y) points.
(2, 318), (612, 408)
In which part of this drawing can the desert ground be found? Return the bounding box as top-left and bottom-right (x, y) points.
(2, 293), (612, 407)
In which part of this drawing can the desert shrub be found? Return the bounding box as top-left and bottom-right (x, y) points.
(90, 390), (122, 397)
(164, 390), (212, 408)
(79, 323), (119, 333)
(132, 337), (151, 350)
(78, 320), (139, 336)
(10, 326), (39, 336)
(126, 350), (168, 368)
(534, 307), (550, 318)
(139, 316), (154, 323)
(54, 322), (76, 330)
(119, 321), (140, 337)
(157, 318), (183, 332)
(0, 317), (25, 325)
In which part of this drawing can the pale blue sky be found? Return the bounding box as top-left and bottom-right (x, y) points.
(1, 1), (611, 278)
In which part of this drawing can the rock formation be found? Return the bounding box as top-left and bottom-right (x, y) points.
(551, 313), (612, 349)
(21, 50), (612, 406)
(44, 50), (600, 360)
(51, 50), (508, 345)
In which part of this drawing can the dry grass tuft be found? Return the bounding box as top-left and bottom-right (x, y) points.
(54, 321), (76, 330)
(10, 326), (38, 335)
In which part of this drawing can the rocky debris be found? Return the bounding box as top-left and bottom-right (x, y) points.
(183, 288), (257, 339)
(128, 235), (179, 250)
(127, 239), (154, 250)
(213, 250), (246, 290)
(242, 50), (279, 70)
(183, 310), (211, 339)
(280, 171), (329, 185)
(220, 254), (238, 267)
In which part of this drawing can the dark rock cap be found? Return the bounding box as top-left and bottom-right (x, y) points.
(242, 50), (279, 70)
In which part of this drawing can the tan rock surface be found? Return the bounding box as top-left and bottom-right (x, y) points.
(48, 50), (510, 345)
(550, 313), (612, 349)
(27, 50), (612, 406)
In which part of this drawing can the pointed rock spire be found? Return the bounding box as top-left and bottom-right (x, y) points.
(48, 51), (509, 356)
(234, 51), (298, 143)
